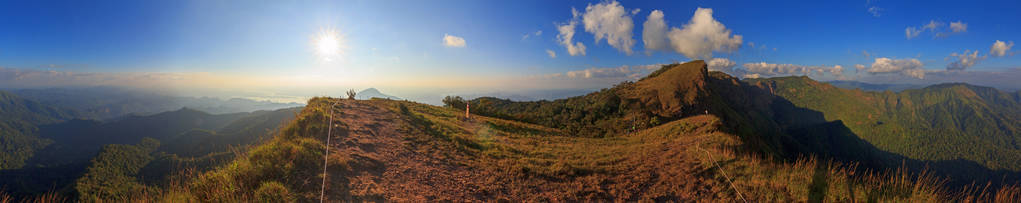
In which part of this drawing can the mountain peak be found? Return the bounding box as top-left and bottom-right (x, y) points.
(621, 60), (711, 117)
(356, 88), (401, 100)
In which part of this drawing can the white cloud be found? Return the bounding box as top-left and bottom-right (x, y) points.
(949, 21), (967, 32)
(868, 6), (882, 17)
(556, 8), (587, 56)
(521, 30), (543, 40)
(641, 10), (668, 53)
(668, 8), (743, 59)
(643, 8), (743, 59)
(854, 64), (866, 73)
(581, 0), (636, 55)
(443, 34), (466, 48)
(946, 50), (984, 71)
(905, 27), (922, 39)
(907, 20), (967, 39)
(867, 57), (925, 79)
(990, 40), (1014, 57)
(559, 64), (661, 79)
(923, 20), (943, 31)
(739, 62), (843, 78)
(546, 49), (557, 58)
(831, 65), (844, 75)
(707, 58), (736, 71)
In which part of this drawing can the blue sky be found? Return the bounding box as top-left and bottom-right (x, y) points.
(1, 0), (1019, 103)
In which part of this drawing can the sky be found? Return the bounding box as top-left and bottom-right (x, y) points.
(1, 0), (1019, 104)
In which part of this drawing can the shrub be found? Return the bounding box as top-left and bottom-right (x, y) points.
(254, 181), (295, 203)
(346, 89), (356, 100)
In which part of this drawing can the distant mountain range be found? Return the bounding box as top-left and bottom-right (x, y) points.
(355, 88), (401, 100)
(825, 80), (924, 92)
(9, 87), (303, 120)
(0, 90), (302, 197)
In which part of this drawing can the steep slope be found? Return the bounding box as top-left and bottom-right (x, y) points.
(0, 107), (302, 199)
(748, 77), (1021, 181)
(169, 98), (1010, 202)
(26, 108), (249, 167)
(0, 91), (80, 169)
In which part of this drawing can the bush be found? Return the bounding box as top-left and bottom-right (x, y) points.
(254, 181), (295, 203)
(442, 95), (466, 109)
(346, 89), (356, 100)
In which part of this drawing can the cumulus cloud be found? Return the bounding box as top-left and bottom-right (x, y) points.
(581, 0), (636, 55)
(867, 57), (925, 79)
(641, 10), (668, 53)
(443, 34), (466, 48)
(641, 8), (742, 59)
(906, 20), (968, 39)
(990, 40), (1014, 57)
(946, 50), (985, 71)
(707, 58), (736, 72)
(546, 49), (557, 58)
(556, 8), (587, 56)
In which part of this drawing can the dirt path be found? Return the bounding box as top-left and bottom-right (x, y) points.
(325, 101), (488, 201)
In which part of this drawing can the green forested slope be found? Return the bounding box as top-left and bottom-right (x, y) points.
(0, 91), (80, 169)
(749, 77), (1021, 171)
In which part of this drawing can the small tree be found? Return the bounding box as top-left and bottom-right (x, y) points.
(346, 89), (356, 100)
(442, 95), (466, 109)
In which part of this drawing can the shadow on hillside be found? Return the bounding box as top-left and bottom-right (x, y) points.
(711, 79), (1021, 193)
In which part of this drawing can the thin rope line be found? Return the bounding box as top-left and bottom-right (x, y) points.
(320, 99), (339, 203)
(696, 144), (747, 203)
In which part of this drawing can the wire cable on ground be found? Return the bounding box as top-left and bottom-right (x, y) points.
(695, 144), (748, 203)
(320, 99), (340, 203)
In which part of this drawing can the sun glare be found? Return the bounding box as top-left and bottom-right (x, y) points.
(311, 27), (346, 63)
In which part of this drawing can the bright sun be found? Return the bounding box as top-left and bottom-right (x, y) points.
(312, 27), (345, 62)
